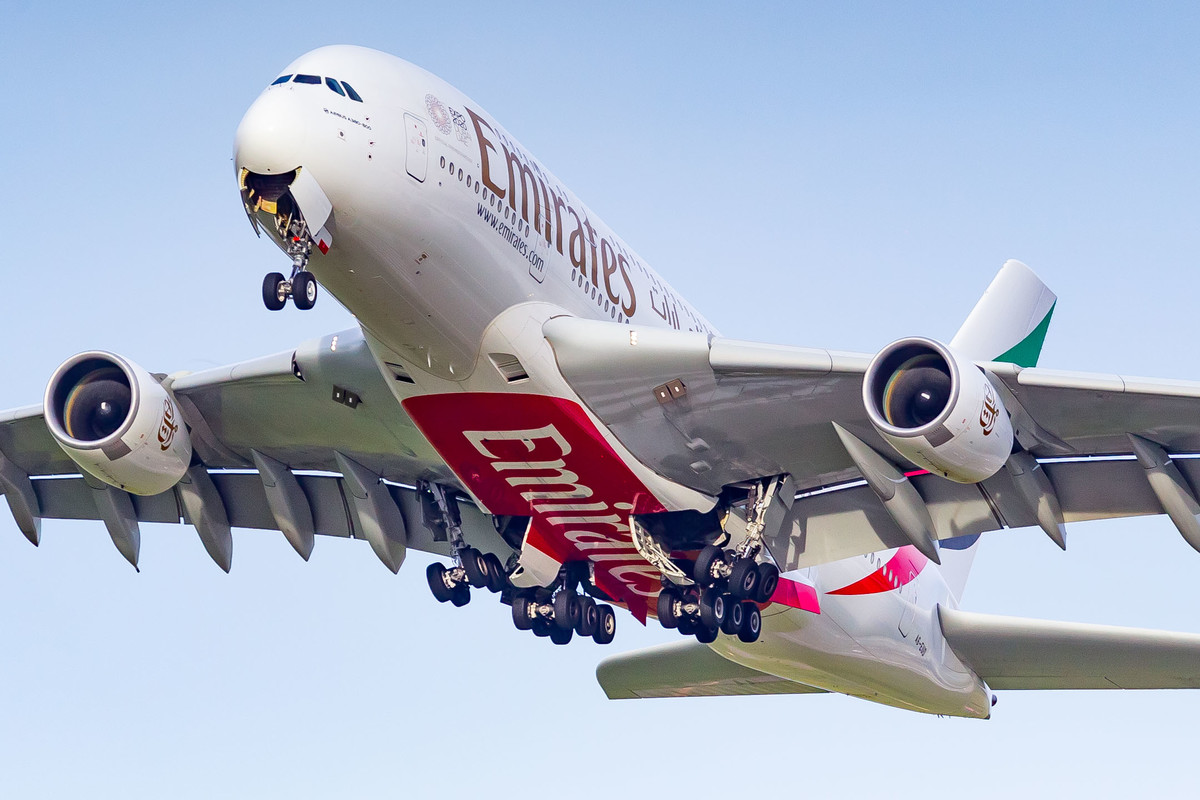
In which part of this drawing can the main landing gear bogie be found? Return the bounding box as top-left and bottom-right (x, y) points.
(426, 546), (507, 606)
(511, 587), (616, 646)
(657, 544), (778, 644)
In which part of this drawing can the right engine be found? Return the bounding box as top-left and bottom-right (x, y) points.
(43, 352), (192, 495)
(862, 336), (1014, 484)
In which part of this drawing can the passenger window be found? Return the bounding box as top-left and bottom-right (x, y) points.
(271, 75), (292, 85)
(325, 77), (346, 97)
(294, 74), (321, 84)
(341, 81), (364, 102)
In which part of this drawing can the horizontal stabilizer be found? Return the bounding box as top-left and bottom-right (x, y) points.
(596, 641), (826, 699)
(940, 606), (1200, 690)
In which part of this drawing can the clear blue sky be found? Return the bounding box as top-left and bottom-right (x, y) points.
(3, 2), (1200, 796)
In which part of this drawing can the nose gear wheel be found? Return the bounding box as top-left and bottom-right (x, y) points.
(262, 214), (319, 311)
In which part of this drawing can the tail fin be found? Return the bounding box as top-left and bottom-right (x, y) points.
(950, 259), (1057, 365)
(938, 260), (1057, 601)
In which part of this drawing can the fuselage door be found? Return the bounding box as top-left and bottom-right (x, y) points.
(404, 113), (428, 183)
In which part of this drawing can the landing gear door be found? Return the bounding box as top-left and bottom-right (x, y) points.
(288, 167), (334, 253)
(289, 168), (332, 234)
(404, 113), (428, 183)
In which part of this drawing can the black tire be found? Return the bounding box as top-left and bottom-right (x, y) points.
(677, 615), (698, 636)
(755, 562), (780, 603)
(554, 591), (581, 631)
(577, 596), (599, 637)
(532, 617), (552, 637)
(511, 595), (533, 630)
(262, 272), (286, 311)
(450, 584), (470, 607)
(292, 270), (318, 310)
(484, 553), (506, 593)
(698, 587), (720, 629)
(426, 562), (455, 603)
(694, 544), (725, 585)
(657, 589), (679, 629)
(550, 625), (573, 645)
(694, 625), (718, 644)
(728, 558), (759, 600)
(720, 594), (741, 635)
(461, 548), (488, 589)
(738, 602), (762, 643)
(712, 591), (731, 623)
(593, 605), (616, 644)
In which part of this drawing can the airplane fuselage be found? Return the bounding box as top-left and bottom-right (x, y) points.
(234, 45), (991, 718)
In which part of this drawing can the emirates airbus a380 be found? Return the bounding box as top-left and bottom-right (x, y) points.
(7, 44), (1200, 718)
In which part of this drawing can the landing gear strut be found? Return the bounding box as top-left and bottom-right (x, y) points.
(422, 482), (507, 607)
(658, 477), (788, 644)
(263, 213), (319, 311)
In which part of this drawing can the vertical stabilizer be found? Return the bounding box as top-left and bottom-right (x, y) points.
(939, 260), (1057, 601)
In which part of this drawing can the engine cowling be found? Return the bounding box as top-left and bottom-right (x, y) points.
(862, 337), (1012, 484)
(43, 352), (192, 495)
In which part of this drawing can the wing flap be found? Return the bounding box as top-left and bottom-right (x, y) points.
(596, 640), (827, 699)
(988, 362), (1200, 456)
(940, 606), (1200, 690)
(24, 473), (510, 560)
(767, 458), (1178, 570)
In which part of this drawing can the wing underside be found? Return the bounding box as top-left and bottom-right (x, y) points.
(0, 327), (509, 568)
(939, 606), (1200, 690)
(544, 314), (1200, 569)
(596, 640), (827, 699)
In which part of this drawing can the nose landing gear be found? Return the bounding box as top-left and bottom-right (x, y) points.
(262, 214), (319, 311)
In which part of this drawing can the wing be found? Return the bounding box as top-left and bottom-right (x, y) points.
(596, 640), (827, 699)
(543, 316), (1200, 569)
(0, 327), (511, 569)
(939, 606), (1200, 690)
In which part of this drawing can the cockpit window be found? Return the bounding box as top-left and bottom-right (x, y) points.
(270, 73), (363, 101)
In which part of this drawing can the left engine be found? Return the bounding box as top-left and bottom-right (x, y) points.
(43, 352), (192, 495)
(862, 337), (1013, 483)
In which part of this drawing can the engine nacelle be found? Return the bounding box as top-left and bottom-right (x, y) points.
(44, 352), (192, 495)
(863, 337), (1013, 484)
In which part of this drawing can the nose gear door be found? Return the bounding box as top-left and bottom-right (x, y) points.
(404, 113), (428, 183)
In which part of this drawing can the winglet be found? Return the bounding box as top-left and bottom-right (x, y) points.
(950, 260), (1056, 367)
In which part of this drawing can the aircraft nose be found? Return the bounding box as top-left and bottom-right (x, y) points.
(233, 88), (311, 175)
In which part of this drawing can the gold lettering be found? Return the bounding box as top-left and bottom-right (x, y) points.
(582, 217), (599, 285)
(463, 424), (572, 460)
(503, 143), (544, 229)
(617, 254), (637, 317)
(550, 189), (567, 254)
(600, 238), (620, 304)
(567, 207), (587, 270)
(466, 108), (505, 199)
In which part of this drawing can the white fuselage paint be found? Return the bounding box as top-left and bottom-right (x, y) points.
(234, 45), (991, 718)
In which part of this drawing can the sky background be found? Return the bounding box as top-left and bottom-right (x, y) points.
(3, 2), (1200, 796)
